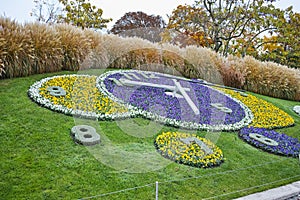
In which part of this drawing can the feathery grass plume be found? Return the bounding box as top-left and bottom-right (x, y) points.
(24, 22), (63, 74)
(242, 56), (264, 93)
(160, 42), (182, 56)
(181, 45), (223, 84)
(218, 55), (245, 89)
(219, 64), (245, 89)
(0, 17), (34, 78)
(262, 62), (299, 101)
(54, 24), (91, 71)
(0, 37), (6, 77)
(161, 49), (185, 75)
(109, 48), (160, 69)
(105, 35), (154, 63)
(88, 34), (156, 69)
(242, 56), (300, 100)
(81, 34), (151, 70)
(108, 48), (197, 77)
(226, 55), (248, 78)
(85, 34), (125, 69)
(82, 40), (109, 69)
(78, 29), (105, 70)
(83, 29), (103, 50)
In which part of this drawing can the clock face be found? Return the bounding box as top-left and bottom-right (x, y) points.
(97, 70), (253, 131)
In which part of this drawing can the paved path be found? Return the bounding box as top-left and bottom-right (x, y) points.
(234, 181), (300, 200)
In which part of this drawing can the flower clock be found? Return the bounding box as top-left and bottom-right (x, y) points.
(28, 70), (294, 131)
(155, 131), (224, 168)
(239, 127), (300, 157)
(97, 70), (253, 131)
(28, 70), (298, 169)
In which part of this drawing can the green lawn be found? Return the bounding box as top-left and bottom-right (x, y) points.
(1, 70), (299, 200)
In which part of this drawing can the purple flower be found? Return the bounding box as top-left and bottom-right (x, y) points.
(100, 70), (253, 130)
(239, 127), (300, 157)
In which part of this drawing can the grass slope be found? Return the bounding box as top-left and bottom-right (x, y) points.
(0, 71), (299, 200)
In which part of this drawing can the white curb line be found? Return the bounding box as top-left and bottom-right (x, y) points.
(234, 181), (300, 200)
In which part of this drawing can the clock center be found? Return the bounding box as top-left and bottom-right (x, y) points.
(109, 71), (200, 115)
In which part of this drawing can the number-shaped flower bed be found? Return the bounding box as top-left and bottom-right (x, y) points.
(239, 127), (300, 157)
(155, 131), (224, 168)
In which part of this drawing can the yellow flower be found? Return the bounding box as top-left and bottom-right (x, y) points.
(155, 131), (224, 168)
(39, 75), (128, 115)
(219, 88), (294, 129)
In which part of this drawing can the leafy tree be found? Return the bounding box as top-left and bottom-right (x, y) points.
(110, 11), (166, 43)
(162, 5), (213, 47)
(31, 0), (62, 24)
(166, 0), (286, 56)
(260, 11), (300, 68)
(58, 0), (112, 29)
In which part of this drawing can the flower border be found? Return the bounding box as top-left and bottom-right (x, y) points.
(28, 74), (134, 120)
(96, 69), (253, 131)
(239, 127), (300, 157)
(154, 131), (224, 168)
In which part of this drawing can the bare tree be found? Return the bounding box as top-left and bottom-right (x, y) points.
(31, 0), (62, 24)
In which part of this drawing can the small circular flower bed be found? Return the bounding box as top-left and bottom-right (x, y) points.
(155, 131), (224, 168)
(220, 89), (294, 129)
(28, 75), (131, 120)
(239, 127), (300, 157)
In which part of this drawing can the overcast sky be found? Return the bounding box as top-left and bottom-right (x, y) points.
(0, 0), (299, 29)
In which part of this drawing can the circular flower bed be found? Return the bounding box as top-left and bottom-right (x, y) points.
(220, 89), (294, 129)
(97, 70), (253, 131)
(239, 127), (300, 157)
(28, 75), (131, 120)
(155, 131), (224, 168)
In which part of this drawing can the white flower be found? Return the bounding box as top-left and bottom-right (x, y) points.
(96, 69), (253, 131)
(28, 74), (132, 121)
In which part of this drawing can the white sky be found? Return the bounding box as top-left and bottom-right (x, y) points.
(0, 0), (299, 29)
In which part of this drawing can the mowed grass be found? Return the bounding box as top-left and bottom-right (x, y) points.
(0, 70), (300, 200)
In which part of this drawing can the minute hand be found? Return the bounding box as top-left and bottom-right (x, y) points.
(121, 79), (190, 92)
(121, 79), (199, 115)
(173, 79), (199, 115)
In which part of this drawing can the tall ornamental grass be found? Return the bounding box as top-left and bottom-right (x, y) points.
(215, 55), (300, 101)
(0, 18), (33, 77)
(24, 23), (62, 74)
(54, 24), (92, 71)
(0, 17), (96, 77)
(241, 56), (299, 101)
(0, 17), (299, 101)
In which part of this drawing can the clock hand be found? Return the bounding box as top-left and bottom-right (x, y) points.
(120, 79), (191, 92)
(172, 79), (200, 115)
(119, 78), (199, 116)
